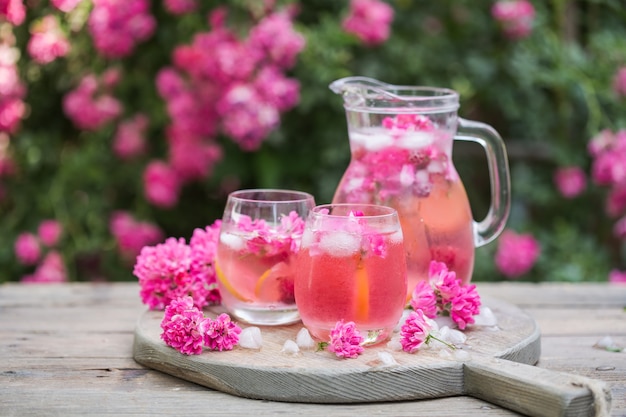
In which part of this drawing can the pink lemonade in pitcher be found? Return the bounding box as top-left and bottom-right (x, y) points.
(294, 204), (407, 345)
(330, 77), (511, 302)
(332, 116), (475, 300)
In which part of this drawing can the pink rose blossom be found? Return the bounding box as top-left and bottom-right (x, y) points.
(0, 46), (27, 134)
(327, 320), (364, 359)
(21, 251), (68, 283)
(448, 284), (481, 330)
(491, 0), (535, 39)
(253, 66), (300, 112)
(494, 229), (541, 278)
(113, 114), (149, 159)
(429, 260), (461, 303)
(14, 232), (41, 265)
(168, 135), (222, 182)
(37, 219), (62, 247)
(109, 211), (163, 260)
(27, 15), (71, 64)
(588, 129), (615, 158)
(0, 0), (25, 26)
(342, 0), (394, 46)
(164, 0), (197, 15)
(189, 220), (222, 305)
(62, 73), (122, 131)
(410, 280), (437, 318)
(51, 0), (83, 13)
(143, 160), (180, 208)
(400, 310), (432, 353)
(613, 67), (626, 98)
(217, 83), (280, 151)
(160, 296), (207, 355)
(88, 0), (156, 58)
(133, 237), (212, 310)
(247, 11), (306, 69)
(553, 166), (586, 199)
(201, 313), (241, 351)
(609, 269), (626, 284)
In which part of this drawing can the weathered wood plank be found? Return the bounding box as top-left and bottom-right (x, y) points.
(476, 283), (626, 308)
(1, 282), (624, 416)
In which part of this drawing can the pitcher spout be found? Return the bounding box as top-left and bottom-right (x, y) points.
(329, 76), (460, 112)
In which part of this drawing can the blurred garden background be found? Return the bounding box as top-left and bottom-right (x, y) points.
(1, 0), (626, 284)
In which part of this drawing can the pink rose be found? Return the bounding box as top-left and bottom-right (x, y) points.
(494, 229), (540, 278)
(38, 219), (63, 247)
(143, 160), (180, 208)
(491, 0), (535, 39)
(14, 232), (41, 265)
(553, 166), (586, 199)
(342, 0), (394, 46)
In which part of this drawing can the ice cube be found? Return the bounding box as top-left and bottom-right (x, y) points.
(350, 130), (394, 151)
(239, 327), (263, 350)
(219, 232), (246, 251)
(296, 327), (316, 349)
(472, 306), (498, 327)
(396, 132), (434, 149)
(281, 340), (300, 355)
(377, 351), (398, 366)
(318, 231), (361, 257)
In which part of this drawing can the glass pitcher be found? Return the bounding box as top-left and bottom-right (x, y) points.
(330, 76), (511, 299)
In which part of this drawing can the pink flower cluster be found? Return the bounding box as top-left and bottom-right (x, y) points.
(0, 0), (25, 26)
(410, 261), (481, 329)
(62, 70), (123, 131)
(160, 296), (241, 355)
(21, 251), (67, 283)
(0, 35), (27, 135)
(112, 113), (148, 160)
(133, 220), (222, 310)
(233, 211), (306, 257)
(87, 0), (156, 58)
(609, 269), (626, 284)
(494, 229), (540, 278)
(553, 166), (586, 199)
(342, 0), (394, 46)
(589, 129), (626, 240)
(109, 211), (163, 261)
(14, 219), (67, 283)
(326, 320), (365, 359)
(151, 6), (305, 208)
(399, 309), (433, 353)
(27, 15), (70, 64)
(491, 0), (535, 40)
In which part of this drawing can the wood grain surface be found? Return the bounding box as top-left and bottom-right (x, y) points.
(2, 282), (624, 417)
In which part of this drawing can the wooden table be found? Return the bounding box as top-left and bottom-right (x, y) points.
(1, 282), (625, 416)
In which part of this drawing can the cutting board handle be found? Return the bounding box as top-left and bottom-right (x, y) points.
(464, 356), (612, 417)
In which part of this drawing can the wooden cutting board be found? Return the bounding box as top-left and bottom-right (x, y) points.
(133, 296), (611, 417)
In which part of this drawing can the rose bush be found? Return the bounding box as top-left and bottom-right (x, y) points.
(1, 0), (625, 283)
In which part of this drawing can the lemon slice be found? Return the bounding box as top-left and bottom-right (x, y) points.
(254, 262), (292, 302)
(354, 259), (369, 322)
(214, 261), (252, 302)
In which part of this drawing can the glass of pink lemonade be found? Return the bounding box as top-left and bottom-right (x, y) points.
(215, 189), (315, 326)
(294, 204), (407, 345)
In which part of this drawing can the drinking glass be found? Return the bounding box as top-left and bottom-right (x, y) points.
(215, 189), (315, 326)
(294, 203), (407, 345)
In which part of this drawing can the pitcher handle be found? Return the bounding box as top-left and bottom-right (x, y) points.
(455, 118), (511, 247)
